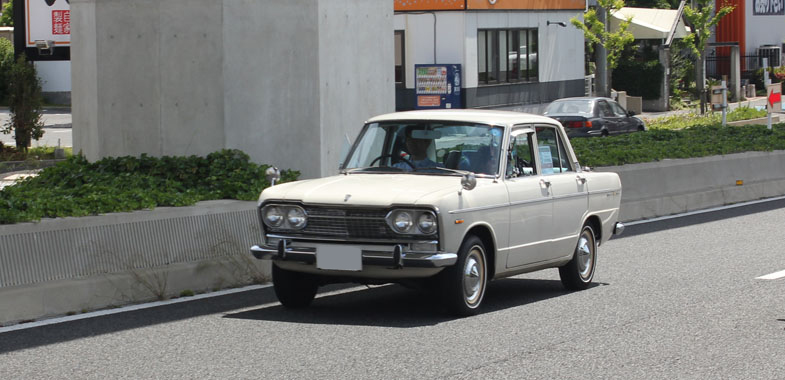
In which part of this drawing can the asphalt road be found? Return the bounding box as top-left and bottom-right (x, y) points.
(1, 200), (784, 379)
(0, 108), (72, 148)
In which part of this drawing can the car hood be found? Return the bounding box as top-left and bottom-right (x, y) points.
(260, 173), (461, 206)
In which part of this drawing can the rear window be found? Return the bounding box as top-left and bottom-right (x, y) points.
(544, 100), (593, 116)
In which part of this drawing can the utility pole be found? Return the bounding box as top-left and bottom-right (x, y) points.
(596, 5), (609, 97)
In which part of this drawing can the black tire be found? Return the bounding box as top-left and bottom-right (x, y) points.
(559, 224), (597, 290)
(272, 264), (318, 308)
(440, 235), (488, 316)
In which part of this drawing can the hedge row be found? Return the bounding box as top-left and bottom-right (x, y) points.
(0, 149), (299, 224)
(571, 123), (785, 167)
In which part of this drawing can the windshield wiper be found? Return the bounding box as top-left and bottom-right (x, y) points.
(412, 166), (469, 175)
(343, 166), (406, 174)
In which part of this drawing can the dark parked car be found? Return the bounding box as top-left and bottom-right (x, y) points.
(543, 97), (646, 137)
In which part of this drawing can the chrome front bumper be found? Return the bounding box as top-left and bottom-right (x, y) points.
(250, 241), (457, 269)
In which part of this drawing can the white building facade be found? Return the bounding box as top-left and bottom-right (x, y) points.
(394, 0), (587, 111)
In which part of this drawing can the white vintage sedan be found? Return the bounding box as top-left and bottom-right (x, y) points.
(251, 110), (623, 316)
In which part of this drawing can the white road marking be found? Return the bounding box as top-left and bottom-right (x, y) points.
(756, 270), (785, 280)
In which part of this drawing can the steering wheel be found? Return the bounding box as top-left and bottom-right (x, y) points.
(370, 154), (415, 169)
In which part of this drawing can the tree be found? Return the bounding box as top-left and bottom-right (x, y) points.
(0, 0), (13, 27)
(571, 0), (635, 96)
(682, 0), (735, 113)
(2, 55), (45, 152)
(0, 37), (13, 103)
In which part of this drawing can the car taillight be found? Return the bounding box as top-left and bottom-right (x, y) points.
(566, 120), (593, 128)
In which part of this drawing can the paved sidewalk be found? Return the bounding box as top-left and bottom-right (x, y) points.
(639, 96), (777, 120)
(0, 170), (40, 191)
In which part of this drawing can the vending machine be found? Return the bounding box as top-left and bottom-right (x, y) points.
(414, 64), (462, 110)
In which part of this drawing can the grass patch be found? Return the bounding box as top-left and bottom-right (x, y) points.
(0, 149), (299, 224)
(643, 106), (768, 131)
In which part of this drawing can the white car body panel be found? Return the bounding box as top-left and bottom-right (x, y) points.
(253, 109), (622, 282)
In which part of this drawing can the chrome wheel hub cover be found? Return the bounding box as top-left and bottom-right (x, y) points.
(462, 247), (485, 306)
(576, 231), (594, 280)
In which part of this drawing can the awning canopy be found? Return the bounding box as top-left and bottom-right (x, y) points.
(610, 7), (690, 41)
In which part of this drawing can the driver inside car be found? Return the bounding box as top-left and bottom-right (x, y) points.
(393, 126), (444, 171)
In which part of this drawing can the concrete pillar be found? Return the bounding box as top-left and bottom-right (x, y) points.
(658, 46), (670, 111)
(71, 0), (393, 179)
(730, 45), (741, 102)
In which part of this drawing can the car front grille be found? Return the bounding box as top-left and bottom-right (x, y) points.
(262, 205), (425, 241)
(303, 207), (392, 239)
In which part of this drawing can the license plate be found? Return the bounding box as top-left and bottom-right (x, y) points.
(315, 244), (362, 271)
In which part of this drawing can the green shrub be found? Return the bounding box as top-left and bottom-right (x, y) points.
(572, 123), (785, 167)
(612, 59), (664, 100)
(0, 0), (12, 27)
(0, 38), (14, 103)
(0, 149), (299, 224)
(2, 54), (45, 151)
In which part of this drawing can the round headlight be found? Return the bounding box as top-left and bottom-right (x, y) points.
(263, 206), (284, 228)
(392, 211), (413, 233)
(417, 212), (437, 234)
(286, 207), (307, 229)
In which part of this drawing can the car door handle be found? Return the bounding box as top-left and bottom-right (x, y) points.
(576, 175), (587, 184)
(540, 179), (551, 188)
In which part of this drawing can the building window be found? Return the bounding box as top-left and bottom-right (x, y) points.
(478, 28), (538, 85)
(395, 31), (405, 87)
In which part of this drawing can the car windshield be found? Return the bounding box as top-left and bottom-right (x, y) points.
(343, 121), (504, 176)
(544, 100), (593, 116)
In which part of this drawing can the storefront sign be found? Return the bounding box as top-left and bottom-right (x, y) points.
(753, 0), (785, 15)
(24, 0), (70, 47)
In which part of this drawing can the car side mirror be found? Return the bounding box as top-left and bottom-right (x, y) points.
(459, 172), (477, 194)
(627, 110), (636, 116)
(265, 166), (281, 186)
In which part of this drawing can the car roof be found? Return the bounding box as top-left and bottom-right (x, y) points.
(367, 109), (558, 126)
(551, 97), (612, 102)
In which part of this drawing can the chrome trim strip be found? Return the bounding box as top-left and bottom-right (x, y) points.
(250, 244), (457, 268)
(509, 197), (550, 207)
(588, 188), (620, 196)
(448, 203), (509, 214)
(265, 234), (439, 245)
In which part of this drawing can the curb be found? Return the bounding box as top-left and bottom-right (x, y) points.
(2, 151), (785, 326)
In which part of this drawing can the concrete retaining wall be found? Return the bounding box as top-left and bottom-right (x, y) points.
(0, 200), (269, 325)
(599, 150), (785, 222)
(3, 151), (785, 325)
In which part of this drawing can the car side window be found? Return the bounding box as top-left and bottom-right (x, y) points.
(610, 101), (627, 117)
(506, 129), (536, 178)
(597, 100), (614, 117)
(536, 126), (573, 175)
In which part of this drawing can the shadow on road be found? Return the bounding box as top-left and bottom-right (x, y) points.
(0, 277), (601, 353)
(224, 278), (601, 328)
